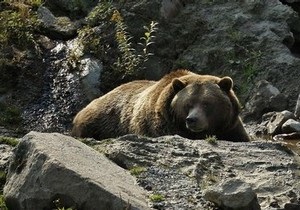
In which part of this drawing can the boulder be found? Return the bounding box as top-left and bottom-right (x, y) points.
(282, 119), (300, 133)
(204, 179), (261, 210)
(266, 110), (295, 135)
(295, 93), (300, 119)
(3, 132), (150, 210)
(160, 0), (185, 19)
(79, 57), (102, 101)
(244, 80), (287, 122)
(44, 0), (98, 17)
(37, 6), (79, 40)
(284, 203), (300, 210)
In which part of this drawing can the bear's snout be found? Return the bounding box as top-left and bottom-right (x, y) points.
(186, 107), (208, 132)
(186, 116), (204, 132)
(186, 116), (198, 124)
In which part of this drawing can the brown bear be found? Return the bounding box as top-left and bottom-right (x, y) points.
(72, 70), (250, 142)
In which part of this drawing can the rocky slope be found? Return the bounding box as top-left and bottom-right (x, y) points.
(1, 0), (300, 132)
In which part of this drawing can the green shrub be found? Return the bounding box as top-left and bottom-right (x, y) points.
(205, 135), (217, 145)
(111, 9), (158, 76)
(0, 1), (40, 50)
(0, 194), (8, 210)
(86, 0), (114, 26)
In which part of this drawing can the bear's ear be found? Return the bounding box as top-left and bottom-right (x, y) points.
(172, 79), (186, 92)
(218, 76), (233, 92)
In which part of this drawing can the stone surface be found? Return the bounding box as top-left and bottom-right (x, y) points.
(44, 0), (98, 17)
(204, 179), (261, 210)
(282, 119), (300, 133)
(266, 110), (295, 135)
(0, 144), (13, 171)
(3, 132), (150, 210)
(284, 203), (300, 210)
(244, 80), (287, 122)
(295, 94), (300, 119)
(94, 134), (300, 210)
(79, 57), (102, 100)
(37, 6), (79, 40)
(160, 0), (184, 19)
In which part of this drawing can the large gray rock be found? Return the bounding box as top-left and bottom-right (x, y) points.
(3, 132), (150, 210)
(37, 6), (79, 40)
(244, 80), (288, 122)
(79, 57), (102, 101)
(282, 119), (300, 133)
(204, 179), (261, 210)
(266, 110), (295, 135)
(45, 0), (98, 17)
(295, 93), (300, 119)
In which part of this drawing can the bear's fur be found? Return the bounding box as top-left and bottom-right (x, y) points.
(72, 70), (250, 142)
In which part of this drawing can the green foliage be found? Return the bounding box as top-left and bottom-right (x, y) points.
(0, 136), (19, 147)
(139, 21), (158, 59)
(242, 49), (262, 82)
(111, 10), (141, 75)
(77, 26), (103, 55)
(86, 0), (114, 26)
(0, 170), (8, 210)
(205, 135), (217, 145)
(68, 26), (105, 67)
(111, 9), (158, 76)
(225, 43), (262, 98)
(129, 166), (147, 176)
(0, 194), (8, 210)
(0, 1), (40, 51)
(149, 193), (165, 202)
(4, 0), (44, 8)
(72, 1), (158, 79)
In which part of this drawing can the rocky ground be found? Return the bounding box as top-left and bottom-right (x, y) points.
(2, 132), (300, 210)
(94, 135), (300, 210)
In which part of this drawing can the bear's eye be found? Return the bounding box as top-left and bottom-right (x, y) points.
(202, 101), (210, 108)
(185, 102), (193, 112)
(202, 101), (212, 112)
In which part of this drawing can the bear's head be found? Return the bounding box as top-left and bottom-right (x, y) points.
(170, 77), (239, 136)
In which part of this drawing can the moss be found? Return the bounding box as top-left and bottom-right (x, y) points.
(129, 166), (147, 176)
(0, 136), (19, 147)
(149, 193), (165, 202)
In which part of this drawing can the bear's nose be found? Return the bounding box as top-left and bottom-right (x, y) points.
(186, 116), (197, 124)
